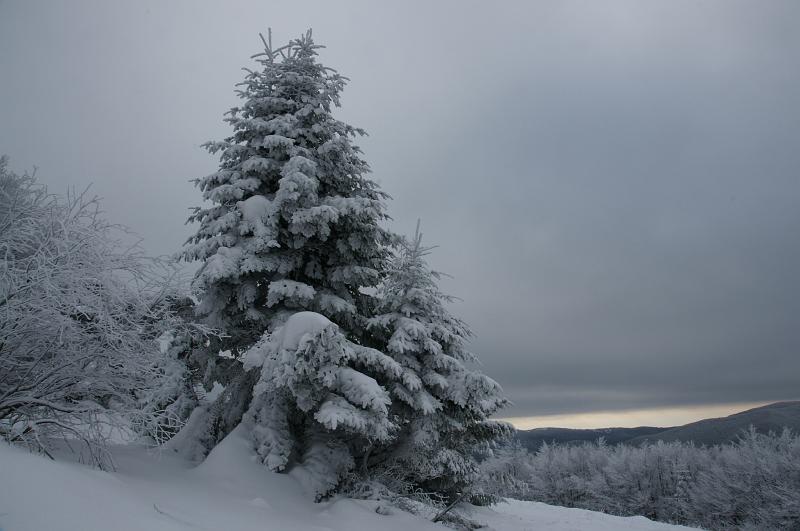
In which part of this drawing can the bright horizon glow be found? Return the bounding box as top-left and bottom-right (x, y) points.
(500, 401), (774, 430)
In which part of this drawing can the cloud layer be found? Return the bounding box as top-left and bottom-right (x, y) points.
(2, 1), (798, 418)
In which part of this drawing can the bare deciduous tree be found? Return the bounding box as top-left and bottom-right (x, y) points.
(0, 157), (205, 464)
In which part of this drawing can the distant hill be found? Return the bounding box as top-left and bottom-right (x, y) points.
(625, 400), (800, 446)
(515, 401), (800, 450)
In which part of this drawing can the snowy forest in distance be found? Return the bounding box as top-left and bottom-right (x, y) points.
(2, 9), (800, 531)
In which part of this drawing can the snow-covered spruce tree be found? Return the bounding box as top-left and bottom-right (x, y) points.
(243, 311), (403, 499)
(367, 222), (512, 503)
(180, 30), (394, 452)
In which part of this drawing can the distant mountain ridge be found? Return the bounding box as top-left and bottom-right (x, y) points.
(515, 426), (666, 451)
(515, 401), (800, 450)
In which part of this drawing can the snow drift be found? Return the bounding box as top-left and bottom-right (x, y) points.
(0, 427), (692, 531)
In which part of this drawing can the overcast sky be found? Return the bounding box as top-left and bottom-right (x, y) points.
(2, 1), (798, 425)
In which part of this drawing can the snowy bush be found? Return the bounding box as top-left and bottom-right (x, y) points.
(0, 158), (203, 461)
(483, 428), (800, 530)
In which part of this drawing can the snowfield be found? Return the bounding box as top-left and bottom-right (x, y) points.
(468, 500), (695, 531)
(0, 428), (693, 531)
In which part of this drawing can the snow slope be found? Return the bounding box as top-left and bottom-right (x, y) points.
(0, 428), (693, 531)
(469, 500), (695, 531)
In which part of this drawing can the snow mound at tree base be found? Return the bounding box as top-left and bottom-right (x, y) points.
(0, 427), (692, 531)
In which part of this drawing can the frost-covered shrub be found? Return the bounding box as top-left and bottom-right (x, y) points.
(484, 428), (800, 530)
(477, 440), (533, 500)
(0, 158), (202, 461)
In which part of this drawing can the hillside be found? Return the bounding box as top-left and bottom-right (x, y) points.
(515, 401), (800, 449)
(0, 427), (691, 531)
(626, 401), (800, 446)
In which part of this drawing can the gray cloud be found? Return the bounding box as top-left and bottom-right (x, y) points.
(2, 0), (798, 419)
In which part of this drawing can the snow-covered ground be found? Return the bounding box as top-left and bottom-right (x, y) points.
(0, 428), (693, 531)
(468, 500), (695, 531)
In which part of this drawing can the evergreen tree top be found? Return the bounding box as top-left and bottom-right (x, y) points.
(373, 221), (474, 361)
(388, 220), (451, 299)
(182, 29), (394, 343)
